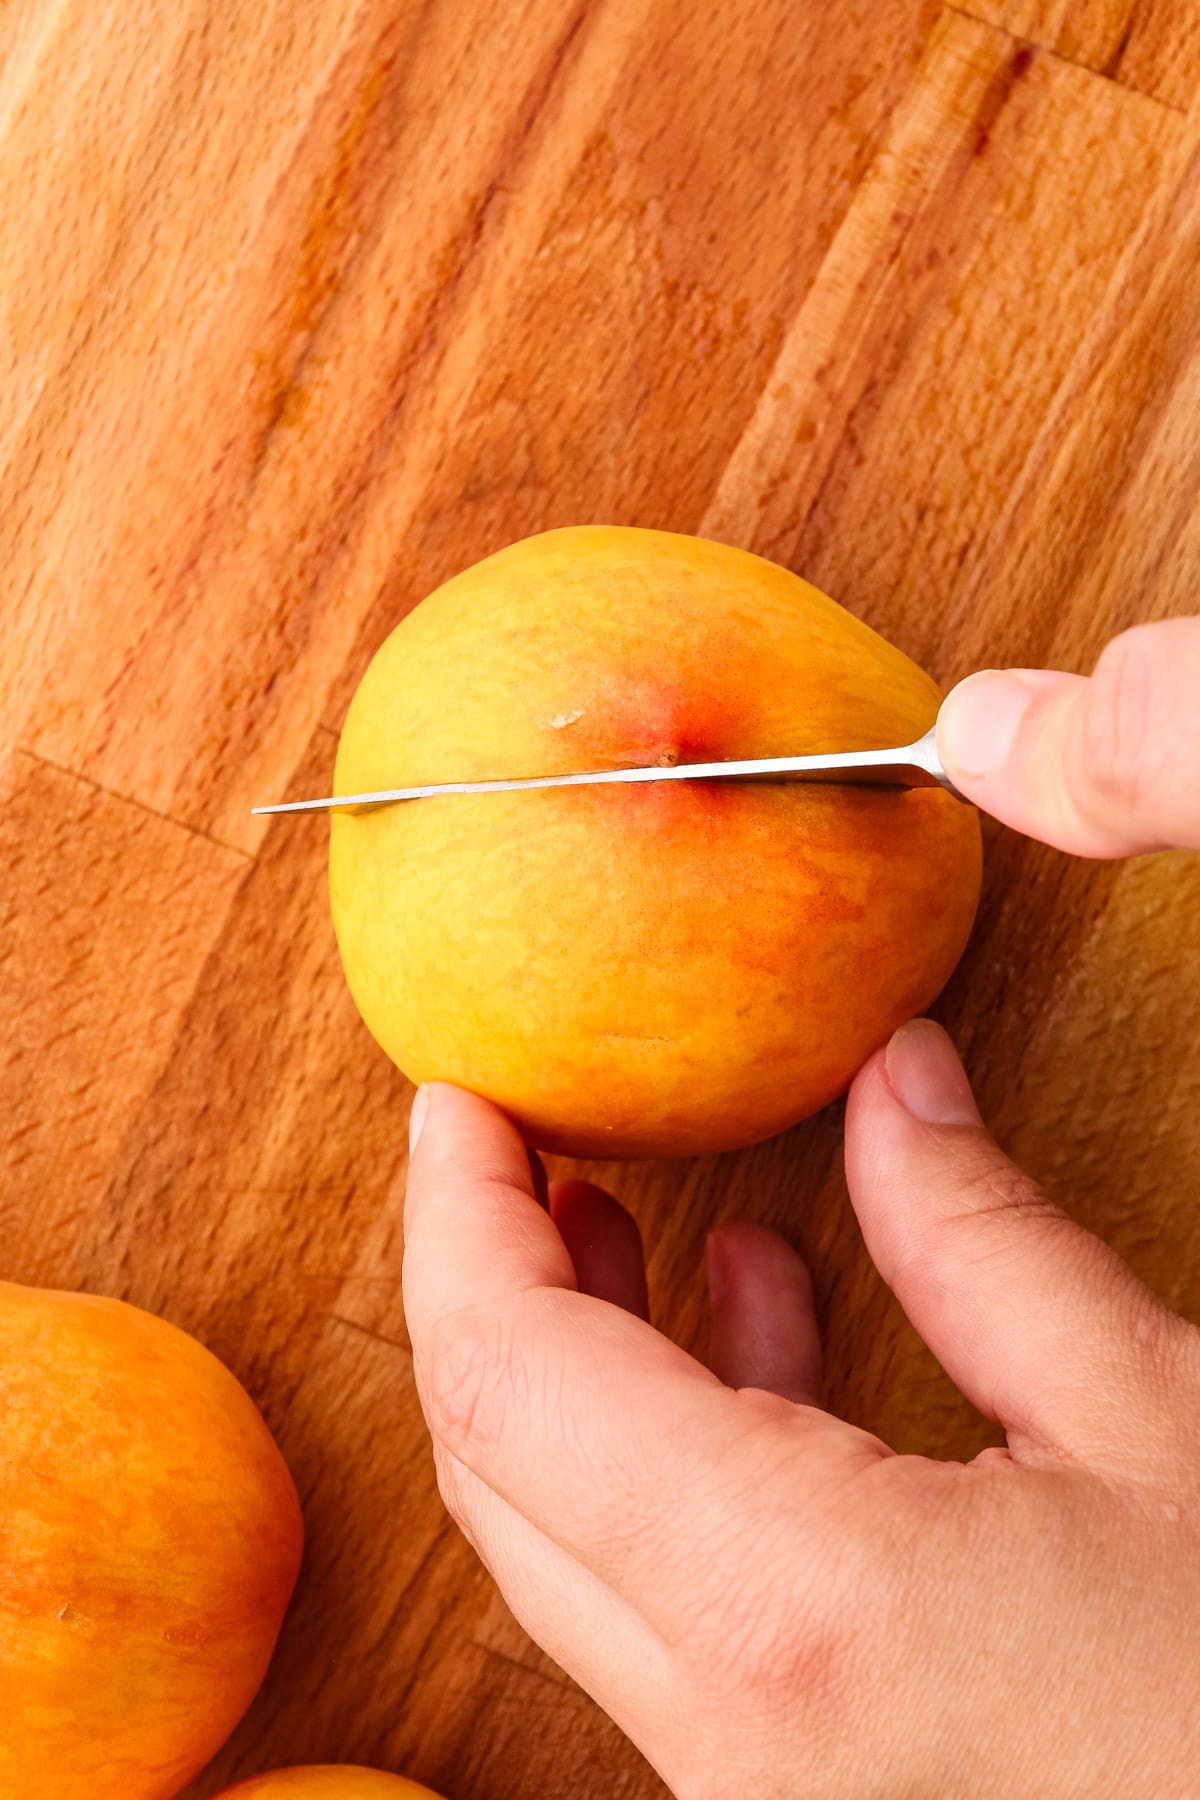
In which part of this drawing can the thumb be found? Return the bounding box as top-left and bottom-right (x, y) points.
(936, 618), (1200, 855)
(845, 1020), (1196, 1472)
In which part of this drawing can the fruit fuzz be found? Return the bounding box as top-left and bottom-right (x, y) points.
(331, 527), (981, 1158)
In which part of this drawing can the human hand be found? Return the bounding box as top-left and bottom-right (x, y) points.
(402, 617), (1200, 1798)
(404, 1056), (1200, 1795)
(936, 617), (1200, 854)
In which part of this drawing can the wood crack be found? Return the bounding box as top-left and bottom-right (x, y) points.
(477, 1639), (577, 1694)
(944, 5), (1187, 114)
(330, 1313), (412, 1357)
(15, 747), (250, 861)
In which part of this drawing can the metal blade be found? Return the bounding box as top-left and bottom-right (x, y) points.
(252, 728), (962, 815)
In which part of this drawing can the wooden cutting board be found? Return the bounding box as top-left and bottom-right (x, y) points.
(2, 2), (1198, 1794)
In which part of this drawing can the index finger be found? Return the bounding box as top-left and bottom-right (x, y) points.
(936, 619), (1200, 856)
(402, 1084), (882, 1627)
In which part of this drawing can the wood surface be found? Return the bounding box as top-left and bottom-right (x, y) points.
(2, 1), (1199, 1794)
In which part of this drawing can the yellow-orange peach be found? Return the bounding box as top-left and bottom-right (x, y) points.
(331, 528), (981, 1158)
(214, 1771), (443, 1798)
(0, 1283), (302, 1799)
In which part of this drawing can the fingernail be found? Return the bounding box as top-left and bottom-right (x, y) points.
(885, 1020), (981, 1126)
(938, 671), (1039, 778)
(408, 1084), (429, 1156)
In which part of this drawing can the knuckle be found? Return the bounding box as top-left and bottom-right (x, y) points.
(893, 1148), (1061, 1288)
(1077, 626), (1162, 816)
(699, 1573), (851, 1717)
(673, 1539), (873, 1798)
(910, 1154), (1071, 1295)
(669, 1437), (871, 1729)
(424, 1304), (528, 1457)
(955, 1157), (1057, 1226)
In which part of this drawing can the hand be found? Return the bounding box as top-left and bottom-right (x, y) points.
(935, 617), (1200, 853)
(402, 617), (1200, 1798)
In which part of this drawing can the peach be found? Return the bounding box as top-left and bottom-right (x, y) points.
(0, 1283), (302, 1798)
(214, 1770), (443, 1798)
(331, 527), (981, 1158)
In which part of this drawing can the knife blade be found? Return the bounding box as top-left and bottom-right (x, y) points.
(251, 726), (963, 815)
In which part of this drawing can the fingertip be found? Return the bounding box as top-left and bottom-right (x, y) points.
(846, 1022), (983, 1223)
(404, 1082), (543, 1234)
(704, 1224), (733, 1313)
(938, 671), (1033, 783)
(937, 667), (1078, 790)
(706, 1220), (810, 1298)
(844, 1022), (982, 1277)
(846, 1040), (890, 1117)
(705, 1221), (756, 1317)
(408, 1083), (429, 1155)
(883, 1019), (981, 1127)
(846, 1034), (921, 1173)
(844, 1020), (1185, 1466)
(706, 1221), (823, 1405)
(937, 648), (1197, 856)
(402, 1084), (578, 1336)
(409, 1081), (531, 1167)
(550, 1180), (649, 1318)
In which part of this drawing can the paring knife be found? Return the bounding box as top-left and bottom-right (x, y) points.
(251, 726), (964, 815)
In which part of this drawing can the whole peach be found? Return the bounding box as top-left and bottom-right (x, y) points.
(0, 1283), (302, 1799)
(331, 527), (981, 1157)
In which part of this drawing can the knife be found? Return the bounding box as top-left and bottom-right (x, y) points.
(251, 725), (964, 815)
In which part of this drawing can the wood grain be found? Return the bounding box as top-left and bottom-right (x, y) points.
(1, 2), (1198, 1796)
(0, 750), (246, 1259)
(957, 0), (1200, 108)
